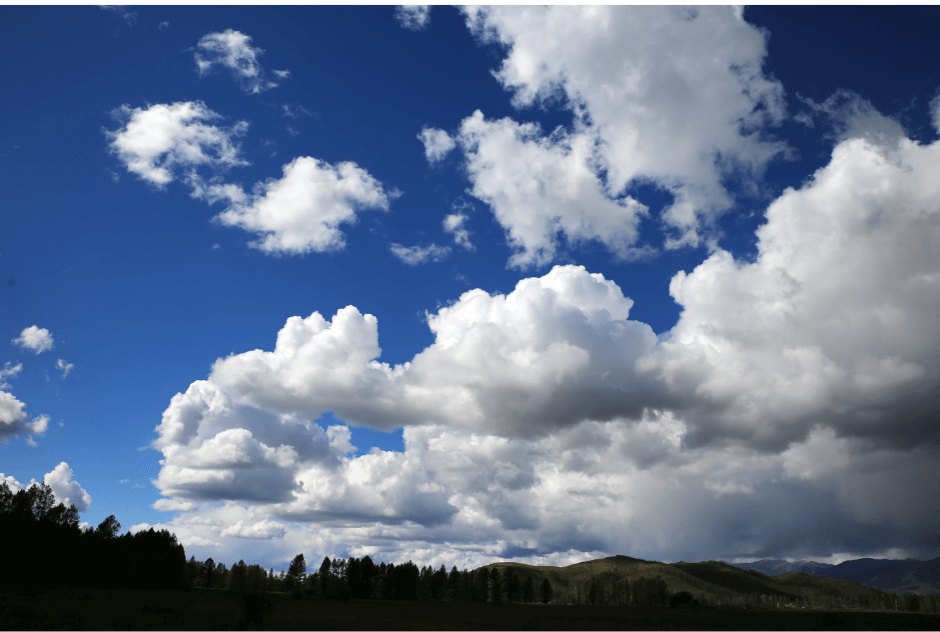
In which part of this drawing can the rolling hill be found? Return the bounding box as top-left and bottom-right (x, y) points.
(475, 555), (940, 611)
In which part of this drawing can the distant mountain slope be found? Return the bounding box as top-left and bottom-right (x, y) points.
(728, 557), (940, 595)
(818, 557), (940, 596)
(730, 559), (833, 576)
(475, 556), (925, 609)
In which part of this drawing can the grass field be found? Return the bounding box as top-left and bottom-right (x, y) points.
(3, 588), (940, 630)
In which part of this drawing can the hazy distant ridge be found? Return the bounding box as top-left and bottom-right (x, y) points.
(728, 557), (940, 595)
(730, 560), (833, 576)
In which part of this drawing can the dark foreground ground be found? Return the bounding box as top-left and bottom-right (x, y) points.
(3, 589), (940, 631)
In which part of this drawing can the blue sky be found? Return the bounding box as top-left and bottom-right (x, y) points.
(2, 5), (939, 571)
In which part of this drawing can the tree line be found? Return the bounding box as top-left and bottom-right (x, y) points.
(0, 481), (187, 590)
(5, 478), (938, 614)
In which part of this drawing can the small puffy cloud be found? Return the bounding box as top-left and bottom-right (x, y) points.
(214, 156), (391, 255)
(389, 243), (451, 265)
(195, 30), (287, 94)
(14, 326), (53, 354)
(56, 359), (74, 379)
(221, 519), (287, 539)
(443, 213), (473, 251)
(106, 102), (247, 187)
(44, 462), (92, 512)
(417, 127), (455, 164)
(30, 414), (49, 436)
(395, 6), (431, 31)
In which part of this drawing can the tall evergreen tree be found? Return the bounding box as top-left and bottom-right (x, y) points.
(319, 556), (332, 595)
(490, 567), (503, 603)
(204, 558), (216, 589)
(539, 578), (554, 604)
(522, 576), (534, 603)
(286, 554), (306, 595)
(504, 567), (519, 603)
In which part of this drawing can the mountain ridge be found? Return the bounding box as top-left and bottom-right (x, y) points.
(727, 557), (940, 595)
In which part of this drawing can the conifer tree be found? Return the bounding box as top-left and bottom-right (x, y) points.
(539, 578), (554, 604)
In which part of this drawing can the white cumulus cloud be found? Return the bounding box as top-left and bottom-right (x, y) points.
(646, 124), (940, 452)
(457, 111), (650, 268)
(214, 156), (392, 255)
(148, 114), (940, 566)
(452, 6), (788, 263)
(195, 30), (287, 94)
(14, 326), (54, 354)
(417, 127), (455, 164)
(44, 462), (92, 512)
(107, 101), (248, 187)
(0, 391), (48, 444)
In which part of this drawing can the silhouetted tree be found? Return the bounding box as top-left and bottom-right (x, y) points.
(522, 576), (534, 603)
(204, 558), (216, 589)
(96, 515), (121, 539)
(539, 578), (554, 604)
(448, 565), (461, 601)
(490, 567), (503, 603)
(319, 556), (332, 595)
(347, 557), (362, 598)
(246, 564), (267, 593)
(504, 567), (519, 603)
(387, 561), (419, 600)
(230, 560), (248, 593)
(285, 554), (306, 595)
(588, 576), (600, 605)
(360, 555), (375, 599)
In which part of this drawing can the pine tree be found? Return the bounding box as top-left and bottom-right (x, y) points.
(96, 515), (121, 539)
(286, 554), (306, 595)
(319, 556), (332, 595)
(522, 576), (534, 603)
(539, 578), (554, 604)
(490, 567), (502, 603)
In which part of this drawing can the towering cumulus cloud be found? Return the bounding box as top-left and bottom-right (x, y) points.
(444, 6), (787, 267)
(149, 104), (940, 566)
